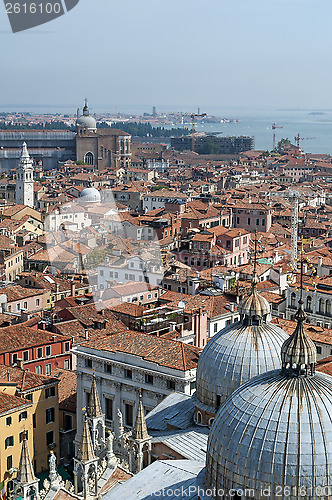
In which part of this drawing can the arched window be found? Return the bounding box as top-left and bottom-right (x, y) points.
(208, 418), (214, 427)
(306, 296), (312, 312)
(291, 293), (296, 308)
(326, 300), (331, 316)
(319, 298), (325, 314)
(84, 152), (94, 165)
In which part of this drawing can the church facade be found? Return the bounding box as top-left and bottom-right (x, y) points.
(75, 101), (131, 171)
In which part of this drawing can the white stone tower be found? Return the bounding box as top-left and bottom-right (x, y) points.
(12, 436), (39, 500)
(16, 142), (34, 208)
(129, 393), (151, 473)
(87, 373), (105, 454)
(74, 416), (99, 498)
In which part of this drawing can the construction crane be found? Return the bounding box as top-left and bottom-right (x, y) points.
(288, 190), (299, 271)
(266, 190), (300, 272)
(191, 112), (206, 151)
(272, 123), (283, 152)
(294, 133), (315, 148)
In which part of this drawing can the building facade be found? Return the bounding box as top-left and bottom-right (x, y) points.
(73, 331), (199, 452)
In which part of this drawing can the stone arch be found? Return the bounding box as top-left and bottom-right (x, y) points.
(96, 420), (104, 442)
(142, 442), (150, 468)
(209, 417), (215, 427)
(28, 486), (36, 499)
(84, 152), (94, 166)
(196, 411), (202, 425)
(291, 293), (296, 308)
(326, 300), (331, 316)
(319, 298), (325, 314)
(306, 296), (312, 312)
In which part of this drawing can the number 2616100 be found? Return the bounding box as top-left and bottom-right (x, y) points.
(6, 3), (62, 15)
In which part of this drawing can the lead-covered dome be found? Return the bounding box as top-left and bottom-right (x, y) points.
(205, 300), (332, 499)
(205, 370), (332, 499)
(76, 99), (97, 130)
(195, 273), (288, 426)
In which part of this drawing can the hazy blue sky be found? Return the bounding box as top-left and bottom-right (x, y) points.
(0, 0), (331, 112)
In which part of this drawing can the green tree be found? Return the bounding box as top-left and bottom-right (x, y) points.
(277, 138), (291, 153)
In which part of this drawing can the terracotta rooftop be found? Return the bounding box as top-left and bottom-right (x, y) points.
(316, 355), (332, 376)
(0, 325), (70, 354)
(0, 284), (47, 302)
(81, 330), (200, 371)
(271, 317), (332, 345)
(0, 363), (58, 392)
(0, 391), (32, 414)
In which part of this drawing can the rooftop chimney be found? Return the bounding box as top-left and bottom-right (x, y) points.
(169, 321), (177, 332)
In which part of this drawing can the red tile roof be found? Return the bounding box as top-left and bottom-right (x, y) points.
(0, 391), (32, 414)
(0, 364), (58, 391)
(0, 325), (70, 354)
(316, 356), (332, 376)
(81, 330), (200, 371)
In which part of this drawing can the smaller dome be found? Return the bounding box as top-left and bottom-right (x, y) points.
(76, 99), (97, 130)
(79, 187), (101, 203)
(238, 273), (270, 322)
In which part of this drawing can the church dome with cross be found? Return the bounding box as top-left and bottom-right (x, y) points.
(76, 99), (97, 130)
(205, 297), (332, 499)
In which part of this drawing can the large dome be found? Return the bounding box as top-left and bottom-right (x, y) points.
(76, 99), (97, 130)
(205, 300), (332, 499)
(205, 370), (332, 499)
(195, 274), (288, 425)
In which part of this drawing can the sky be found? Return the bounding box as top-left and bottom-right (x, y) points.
(0, 0), (331, 113)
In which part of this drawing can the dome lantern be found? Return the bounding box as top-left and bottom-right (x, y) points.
(237, 271), (270, 325)
(281, 300), (316, 377)
(76, 99), (97, 130)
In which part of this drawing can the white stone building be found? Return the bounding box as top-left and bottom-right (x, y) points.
(72, 331), (199, 452)
(142, 190), (187, 213)
(286, 278), (332, 330)
(45, 204), (92, 232)
(98, 255), (163, 290)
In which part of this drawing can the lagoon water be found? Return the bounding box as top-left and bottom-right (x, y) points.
(164, 106), (332, 155)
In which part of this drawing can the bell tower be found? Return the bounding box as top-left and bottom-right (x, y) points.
(16, 142), (34, 208)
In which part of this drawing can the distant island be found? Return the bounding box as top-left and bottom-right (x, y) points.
(308, 111), (325, 115)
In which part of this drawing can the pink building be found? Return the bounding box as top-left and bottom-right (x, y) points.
(232, 202), (272, 233)
(177, 226), (250, 270)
